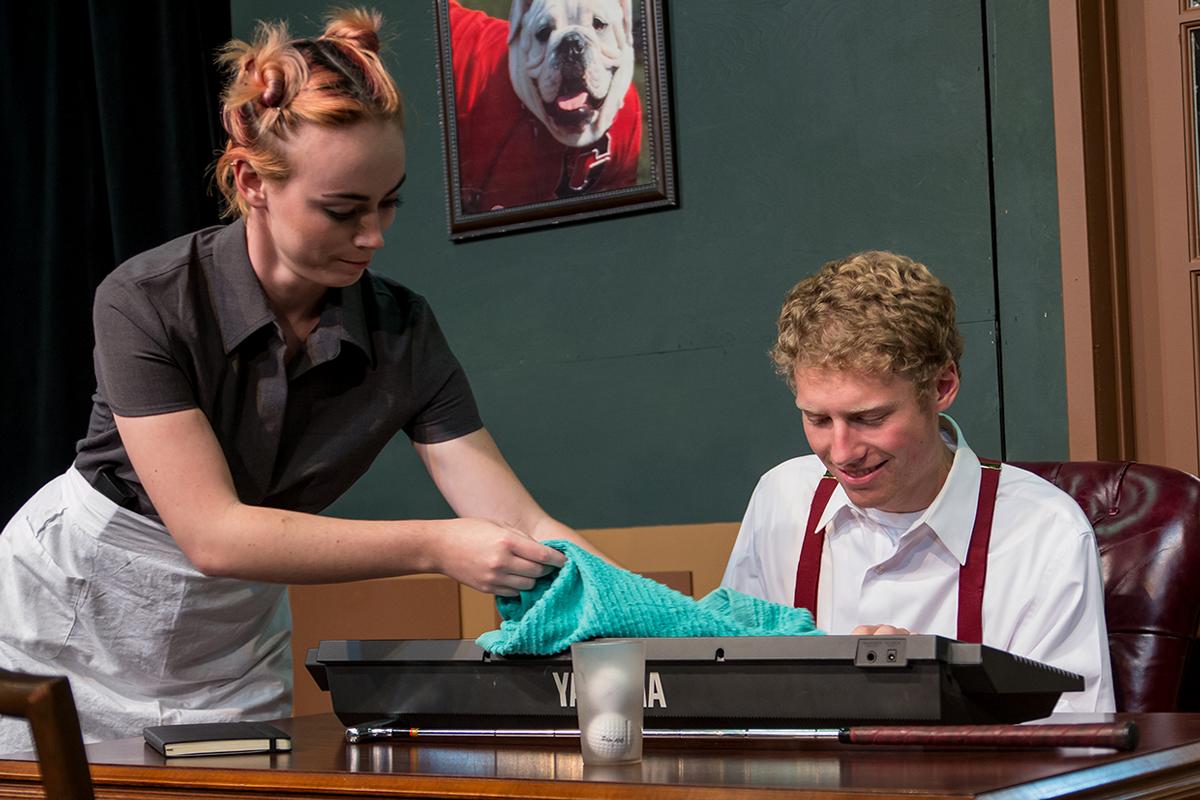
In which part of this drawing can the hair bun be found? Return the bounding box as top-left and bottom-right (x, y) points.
(214, 5), (403, 219)
(323, 7), (383, 54)
(260, 66), (286, 107)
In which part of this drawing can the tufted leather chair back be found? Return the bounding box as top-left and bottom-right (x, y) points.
(1011, 461), (1200, 712)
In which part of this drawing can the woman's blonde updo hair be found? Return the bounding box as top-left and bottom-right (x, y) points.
(771, 251), (964, 404)
(213, 7), (404, 218)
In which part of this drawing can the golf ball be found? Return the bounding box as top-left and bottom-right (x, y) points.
(585, 664), (634, 708)
(585, 712), (634, 760)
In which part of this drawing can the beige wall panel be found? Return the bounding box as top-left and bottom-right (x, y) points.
(290, 575), (462, 716)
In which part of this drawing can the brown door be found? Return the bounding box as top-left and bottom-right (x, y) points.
(1050, 0), (1200, 472)
(1115, 0), (1200, 475)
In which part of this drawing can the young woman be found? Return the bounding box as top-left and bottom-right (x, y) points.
(0, 8), (597, 752)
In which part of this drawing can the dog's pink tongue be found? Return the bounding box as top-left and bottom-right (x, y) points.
(556, 91), (589, 111)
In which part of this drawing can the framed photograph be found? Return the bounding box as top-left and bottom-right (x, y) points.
(434, 0), (676, 240)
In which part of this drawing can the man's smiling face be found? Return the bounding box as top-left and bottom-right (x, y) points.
(793, 363), (959, 513)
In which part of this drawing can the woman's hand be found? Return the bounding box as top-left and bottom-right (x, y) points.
(432, 518), (567, 596)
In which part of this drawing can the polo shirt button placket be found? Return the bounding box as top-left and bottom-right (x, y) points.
(260, 331), (290, 475)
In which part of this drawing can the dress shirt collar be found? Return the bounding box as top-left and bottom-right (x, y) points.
(210, 218), (373, 364)
(816, 414), (981, 565)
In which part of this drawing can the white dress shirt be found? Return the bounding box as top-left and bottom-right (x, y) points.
(722, 416), (1116, 713)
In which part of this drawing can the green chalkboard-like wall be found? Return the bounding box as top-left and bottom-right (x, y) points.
(230, 0), (1066, 529)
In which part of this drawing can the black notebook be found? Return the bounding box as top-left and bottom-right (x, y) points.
(143, 721), (292, 757)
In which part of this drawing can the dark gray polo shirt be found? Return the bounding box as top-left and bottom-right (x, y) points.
(74, 219), (482, 519)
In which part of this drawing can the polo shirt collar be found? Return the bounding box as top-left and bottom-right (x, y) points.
(210, 219), (373, 363)
(211, 218), (276, 354)
(816, 414), (980, 565)
(303, 281), (374, 367)
(333, 280), (373, 361)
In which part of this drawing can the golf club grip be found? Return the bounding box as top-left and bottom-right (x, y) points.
(842, 722), (1138, 751)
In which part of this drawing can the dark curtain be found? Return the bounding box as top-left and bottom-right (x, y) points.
(0, 2), (231, 518)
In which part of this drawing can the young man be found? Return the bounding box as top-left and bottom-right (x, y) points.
(722, 251), (1115, 712)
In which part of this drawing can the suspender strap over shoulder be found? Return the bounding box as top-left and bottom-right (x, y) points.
(956, 459), (1001, 643)
(792, 473), (838, 616)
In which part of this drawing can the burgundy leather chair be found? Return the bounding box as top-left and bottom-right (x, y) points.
(1012, 461), (1200, 712)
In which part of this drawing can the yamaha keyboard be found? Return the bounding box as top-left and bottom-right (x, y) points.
(305, 635), (1084, 728)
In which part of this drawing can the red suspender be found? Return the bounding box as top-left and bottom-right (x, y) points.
(792, 461), (1001, 643)
(956, 459), (1001, 643)
(792, 473), (838, 615)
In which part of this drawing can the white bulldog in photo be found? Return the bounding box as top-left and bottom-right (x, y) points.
(507, 0), (636, 148)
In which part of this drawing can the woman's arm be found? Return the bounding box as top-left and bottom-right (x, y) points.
(114, 409), (564, 594)
(413, 428), (608, 558)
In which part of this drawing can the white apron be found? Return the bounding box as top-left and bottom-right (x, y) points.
(0, 467), (291, 754)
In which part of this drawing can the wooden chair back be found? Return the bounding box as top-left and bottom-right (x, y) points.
(0, 670), (94, 799)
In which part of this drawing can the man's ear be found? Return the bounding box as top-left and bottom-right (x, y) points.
(931, 362), (960, 413)
(233, 160), (268, 209)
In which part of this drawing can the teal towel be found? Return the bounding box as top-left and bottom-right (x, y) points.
(475, 540), (821, 655)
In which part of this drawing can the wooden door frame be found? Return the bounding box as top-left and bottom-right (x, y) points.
(1049, 0), (1136, 461)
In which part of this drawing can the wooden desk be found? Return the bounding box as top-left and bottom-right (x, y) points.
(3, 713), (1200, 798)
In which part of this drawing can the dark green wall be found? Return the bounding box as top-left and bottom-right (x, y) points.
(231, 0), (1067, 528)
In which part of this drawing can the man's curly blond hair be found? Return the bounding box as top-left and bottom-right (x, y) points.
(772, 251), (963, 403)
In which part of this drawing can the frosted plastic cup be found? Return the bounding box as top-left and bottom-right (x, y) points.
(570, 639), (645, 765)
